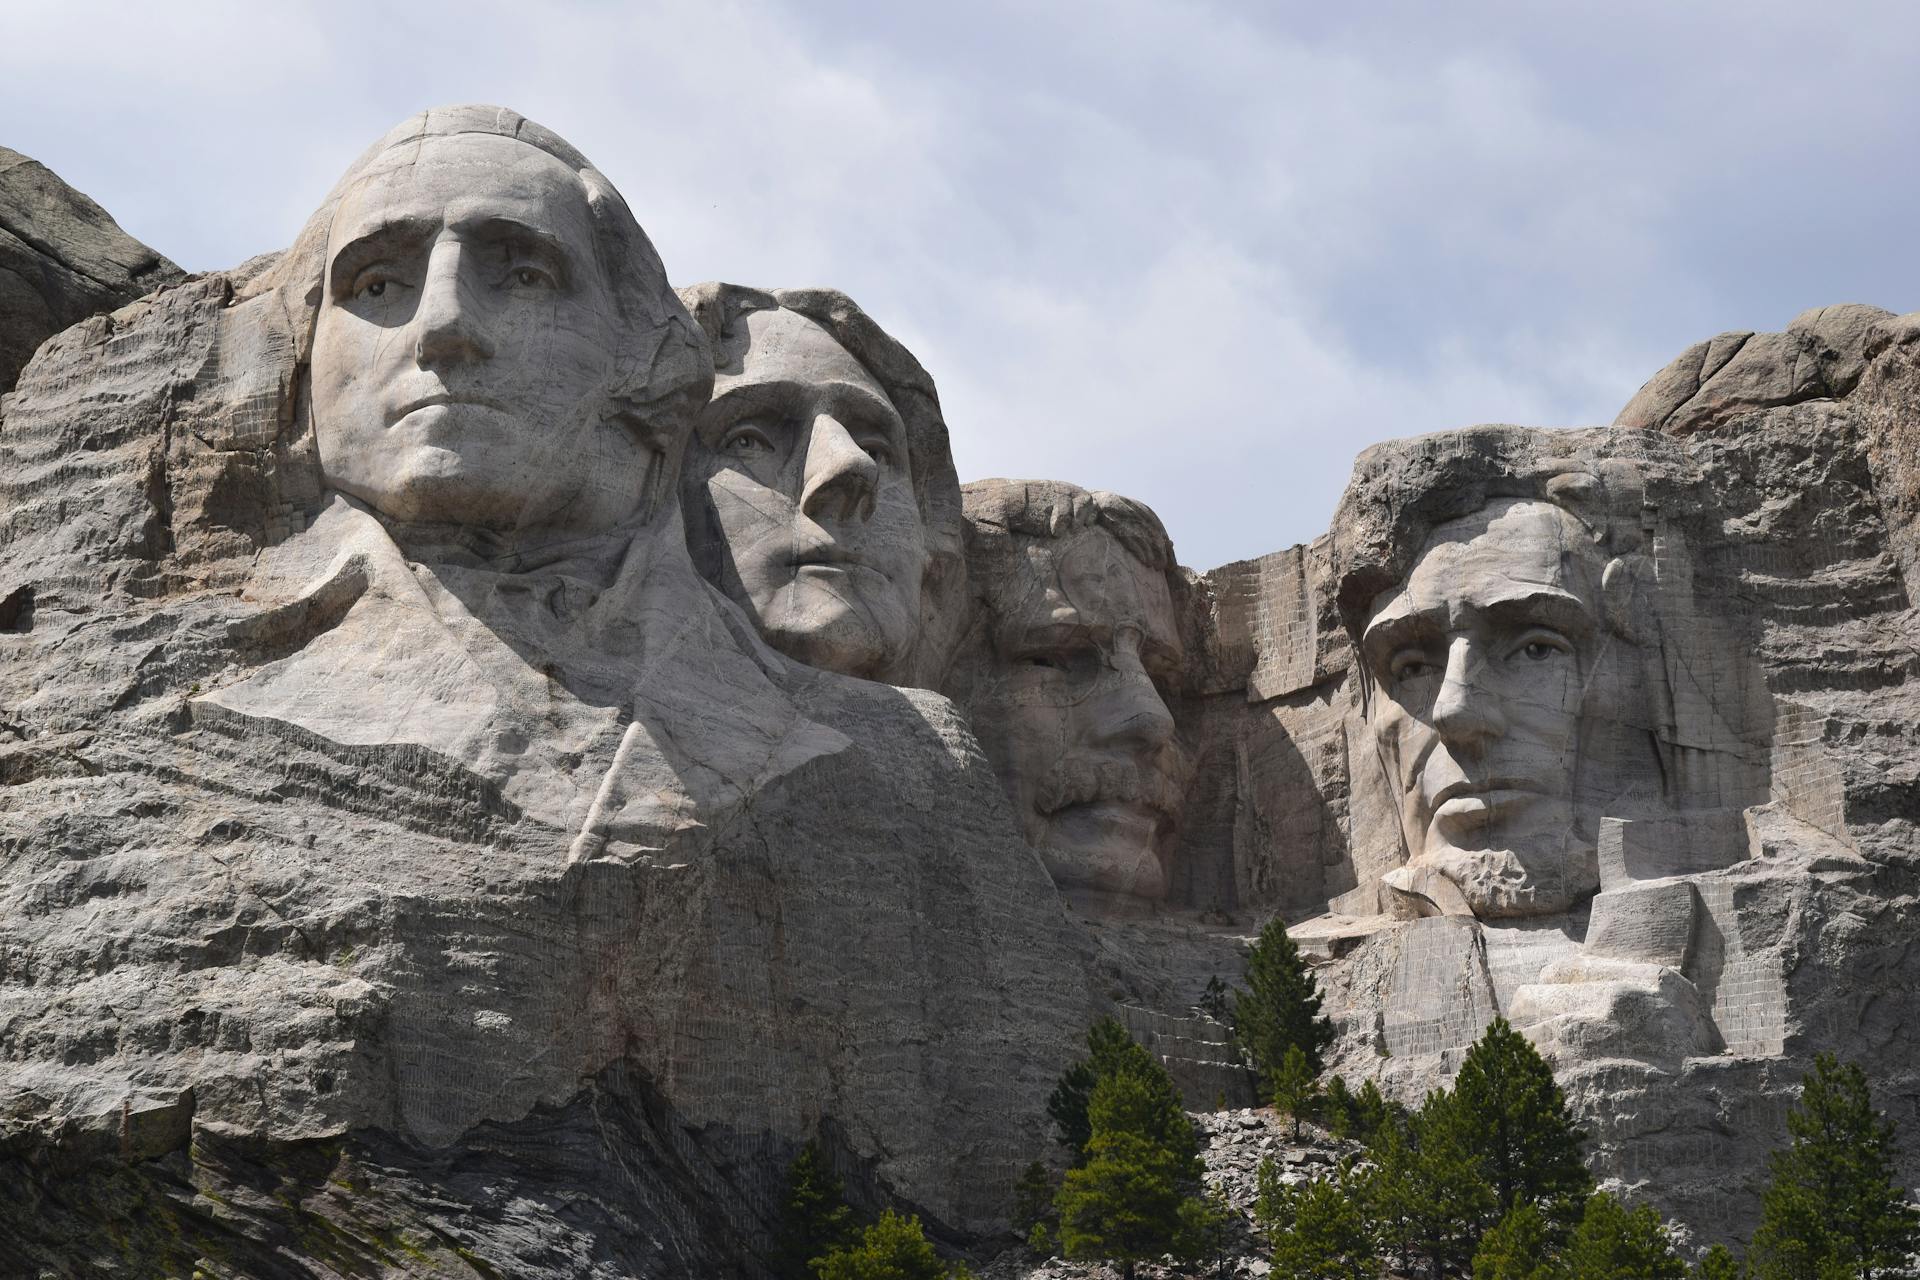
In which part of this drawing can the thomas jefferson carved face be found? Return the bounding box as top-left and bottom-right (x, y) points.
(688, 307), (925, 679)
(1361, 498), (1606, 918)
(310, 132), (645, 533)
(965, 524), (1184, 900)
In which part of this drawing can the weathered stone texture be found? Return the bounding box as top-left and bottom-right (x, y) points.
(0, 147), (183, 396)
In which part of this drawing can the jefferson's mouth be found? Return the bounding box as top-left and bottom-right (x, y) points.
(1431, 777), (1542, 808)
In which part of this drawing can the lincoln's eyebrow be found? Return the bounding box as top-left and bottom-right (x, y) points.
(1482, 588), (1596, 638)
(1361, 600), (1444, 661)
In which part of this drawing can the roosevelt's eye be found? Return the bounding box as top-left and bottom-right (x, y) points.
(1025, 655), (1063, 670)
(722, 425), (777, 456)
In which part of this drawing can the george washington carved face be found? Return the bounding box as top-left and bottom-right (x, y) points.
(310, 132), (645, 535)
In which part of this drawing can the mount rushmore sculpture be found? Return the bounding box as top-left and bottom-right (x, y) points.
(1, 106), (1915, 1275)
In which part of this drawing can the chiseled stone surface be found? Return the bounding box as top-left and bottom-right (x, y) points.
(0, 110), (1093, 1277)
(1, 116), (1918, 1272)
(0, 146), (182, 395)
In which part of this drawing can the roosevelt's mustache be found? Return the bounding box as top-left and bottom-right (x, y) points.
(1035, 756), (1186, 820)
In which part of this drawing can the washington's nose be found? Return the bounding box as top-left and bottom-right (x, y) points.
(412, 243), (494, 367)
(1430, 636), (1505, 746)
(1084, 645), (1176, 755)
(799, 413), (878, 524)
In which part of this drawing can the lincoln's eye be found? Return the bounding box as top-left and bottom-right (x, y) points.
(723, 425), (776, 456)
(365, 281), (386, 298)
(1523, 641), (1557, 661)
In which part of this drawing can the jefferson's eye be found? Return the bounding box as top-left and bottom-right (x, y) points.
(859, 440), (898, 467)
(365, 280), (386, 298)
(1389, 651), (1437, 683)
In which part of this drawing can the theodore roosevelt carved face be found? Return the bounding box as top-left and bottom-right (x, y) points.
(309, 131), (645, 535)
(955, 482), (1187, 903)
(1360, 498), (1608, 919)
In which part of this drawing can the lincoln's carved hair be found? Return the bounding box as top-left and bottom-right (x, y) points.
(240, 104), (711, 524)
(1331, 429), (1655, 652)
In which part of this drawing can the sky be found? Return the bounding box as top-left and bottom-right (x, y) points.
(5, 0), (1918, 570)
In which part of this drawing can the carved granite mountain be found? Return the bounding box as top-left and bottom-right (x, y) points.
(2, 115), (1917, 1276)
(0, 146), (182, 395)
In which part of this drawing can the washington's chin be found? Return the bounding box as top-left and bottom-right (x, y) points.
(1417, 842), (1599, 920)
(1032, 803), (1171, 899)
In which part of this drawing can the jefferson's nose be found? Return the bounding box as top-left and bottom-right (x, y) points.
(412, 242), (494, 367)
(1430, 636), (1505, 746)
(1083, 639), (1175, 755)
(798, 413), (878, 524)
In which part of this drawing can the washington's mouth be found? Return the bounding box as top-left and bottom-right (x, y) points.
(1431, 777), (1543, 809)
(390, 391), (508, 424)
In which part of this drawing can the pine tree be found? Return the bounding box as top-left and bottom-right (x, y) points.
(1558, 1192), (1686, 1280)
(1372, 1089), (1498, 1279)
(1352, 1078), (1397, 1146)
(1748, 1054), (1920, 1280)
(773, 1140), (857, 1280)
(1010, 1160), (1058, 1248)
(1452, 1018), (1592, 1226)
(1692, 1243), (1742, 1280)
(1266, 1158), (1381, 1280)
(1047, 1016), (1188, 1166)
(1175, 1189), (1236, 1278)
(1055, 1071), (1205, 1280)
(1234, 917), (1336, 1082)
(1473, 1203), (1553, 1280)
(812, 1209), (974, 1280)
(1269, 1044), (1319, 1142)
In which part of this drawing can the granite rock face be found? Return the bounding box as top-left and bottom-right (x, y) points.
(0, 112), (1093, 1277)
(2, 119), (1917, 1275)
(0, 146), (182, 395)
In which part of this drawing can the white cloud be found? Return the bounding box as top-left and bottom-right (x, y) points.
(5, 0), (1918, 567)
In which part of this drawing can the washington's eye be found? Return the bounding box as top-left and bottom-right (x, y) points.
(510, 266), (554, 289)
(348, 268), (405, 301)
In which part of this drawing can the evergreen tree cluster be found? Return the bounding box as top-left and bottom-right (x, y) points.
(1031, 1016), (1233, 1279)
(773, 1140), (975, 1280)
(1252, 1038), (1918, 1280)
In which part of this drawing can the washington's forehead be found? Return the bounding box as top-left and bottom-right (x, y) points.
(715, 307), (887, 400)
(329, 135), (595, 246)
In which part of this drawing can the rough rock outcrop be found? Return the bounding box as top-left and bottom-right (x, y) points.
(0, 147), (182, 395)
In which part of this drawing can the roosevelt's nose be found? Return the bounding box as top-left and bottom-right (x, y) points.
(1083, 637), (1176, 755)
(412, 241), (495, 367)
(798, 413), (878, 524)
(1430, 635), (1505, 746)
